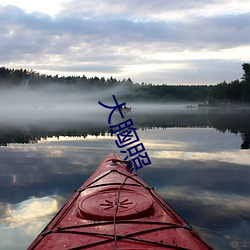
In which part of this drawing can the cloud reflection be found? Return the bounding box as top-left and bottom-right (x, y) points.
(157, 186), (250, 216)
(151, 150), (250, 167)
(0, 196), (59, 229)
(0, 127), (249, 249)
(0, 196), (62, 249)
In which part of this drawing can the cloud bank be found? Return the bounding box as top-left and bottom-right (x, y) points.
(0, 0), (250, 84)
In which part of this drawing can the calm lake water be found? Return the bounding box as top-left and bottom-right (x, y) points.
(0, 104), (250, 249)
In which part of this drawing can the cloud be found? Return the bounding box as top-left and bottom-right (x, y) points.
(58, 0), (246, 19)
(9, 5), (248, 49)
(0, 1), (250, 84)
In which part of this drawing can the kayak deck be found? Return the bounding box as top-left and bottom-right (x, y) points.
(28, 152), (213, 249)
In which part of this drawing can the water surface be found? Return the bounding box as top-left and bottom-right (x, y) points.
(0, 106), (250, 249)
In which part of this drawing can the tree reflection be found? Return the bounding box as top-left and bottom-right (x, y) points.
(241, 133), (250, 149)
(0, 109), (250, 149)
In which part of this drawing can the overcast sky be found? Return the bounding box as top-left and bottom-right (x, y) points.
(0, 0), (250, 85)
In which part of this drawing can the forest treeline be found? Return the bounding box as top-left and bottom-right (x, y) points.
(0, 63), (249, 104)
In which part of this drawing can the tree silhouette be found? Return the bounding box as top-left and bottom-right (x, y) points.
(242, 63), (250, 82)
(0, 63), (250, 104)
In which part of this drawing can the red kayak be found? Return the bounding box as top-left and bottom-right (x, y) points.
(28, 152), (213, 249)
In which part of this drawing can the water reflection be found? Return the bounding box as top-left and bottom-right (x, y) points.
(0, 108), (250, 249)
(0, 196), (62, 250)
(0, 107), (250, 149)
(0, 196), (59, 228)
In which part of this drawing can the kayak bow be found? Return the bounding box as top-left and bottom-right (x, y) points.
(28, 152), (213, 249)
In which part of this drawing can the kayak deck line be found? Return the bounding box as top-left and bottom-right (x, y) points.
(60, 232), (192, 250)
(55, 220), (192, 230)
(78, 171), (150, 192)
(41, 223), (193, 250)
(28, 152), (213, 249)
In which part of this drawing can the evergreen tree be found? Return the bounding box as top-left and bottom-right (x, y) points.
(242, 63), (250, 83)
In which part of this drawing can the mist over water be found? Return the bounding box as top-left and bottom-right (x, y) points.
(0, 85), (103, 121)
(0, 84), (250, 249)
(1, 84), (250, 148)
(0, 84), (198, 125)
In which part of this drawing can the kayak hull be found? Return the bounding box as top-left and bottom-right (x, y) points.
(28, 152), (213, 249)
